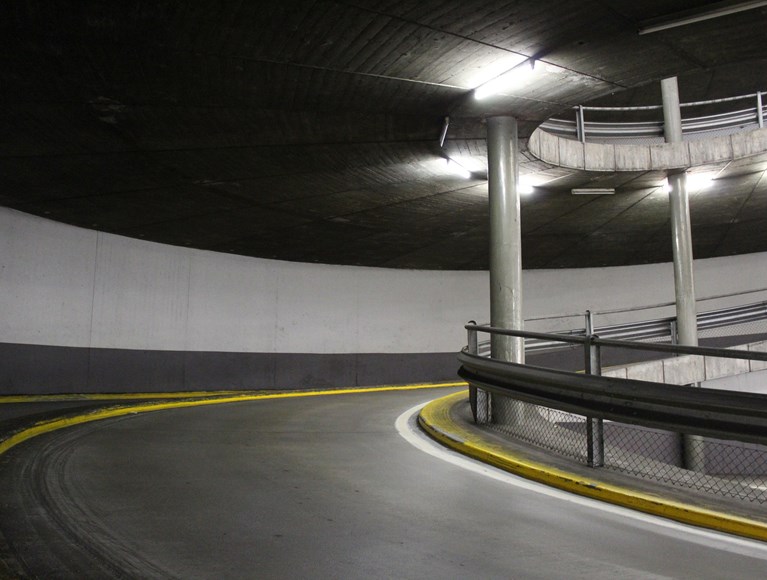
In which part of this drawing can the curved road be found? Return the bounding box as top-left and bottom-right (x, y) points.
(1, 387), (766, 579)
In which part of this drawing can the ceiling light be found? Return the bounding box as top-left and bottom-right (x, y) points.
(638, 1), (767, 34)
(518, 181), (534, 195)
(519, 173), (566, 192)
(662, 172), (715, 192)
(686, 172), (715, 191)
(466, 54), (529, 91)
(474, 60), (537, 100)
(444, 158), (472, 179)
(518, 176), (536, 195)
(571, 188), (615, 195)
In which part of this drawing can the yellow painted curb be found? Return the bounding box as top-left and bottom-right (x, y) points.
(0, 382), (467, 404)
(418, 391), (767, 543)
(0, 391), (251, 403)
(0, 381), (466, 456)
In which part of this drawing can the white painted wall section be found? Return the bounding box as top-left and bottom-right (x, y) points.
(2, 207), (767, 354)
(186, 251), (278, 352)
(91, 234), (191, 350)
(0, 208), (97, 345)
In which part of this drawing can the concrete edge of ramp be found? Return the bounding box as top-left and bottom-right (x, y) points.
(418, 391), (767, 543)
(0, 381), (466, 456)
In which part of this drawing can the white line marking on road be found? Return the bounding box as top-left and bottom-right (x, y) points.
(396, 401), (767, 557)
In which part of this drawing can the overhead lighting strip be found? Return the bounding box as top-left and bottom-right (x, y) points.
(474, 59), (537, 100)
(571, 188), (615, 195)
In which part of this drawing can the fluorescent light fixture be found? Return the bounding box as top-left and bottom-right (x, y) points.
(686, 171), (715, 191)
(474, 60), (537, 100)
(449, 155), (484, 174)
(466, 54), (529, 90)
(519, 173), (567, 193)
(571, 188), (615, 195)
(662, 172), (715, 193)
(518, 181), (534, 195)
(638, 1), (767, 34)
(519, 176), (542, 195)
(444, 158), (471, 179)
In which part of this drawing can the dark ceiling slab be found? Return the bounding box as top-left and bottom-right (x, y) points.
(3, 0), (767, 269)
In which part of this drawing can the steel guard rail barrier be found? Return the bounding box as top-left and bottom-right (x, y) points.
(461, 323), (767, 447)
(457, 350), (767, 446)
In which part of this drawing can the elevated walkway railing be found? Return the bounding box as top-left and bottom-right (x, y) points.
(460, 314), (767, 505)
(540, 91), (765, 144)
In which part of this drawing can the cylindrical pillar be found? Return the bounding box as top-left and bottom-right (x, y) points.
(661, 77), (698, 348)
(662, 77), (703, 472)
(487, 116), (524, 365)
(661, 77), (684, 144)
(668, 171), (698, 347)
(486, 116), (525, 426)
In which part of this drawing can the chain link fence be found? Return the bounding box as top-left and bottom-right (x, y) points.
(469, 293), (767, 507)
(487, 396), (767, 504)
(488, 402), (588, 463)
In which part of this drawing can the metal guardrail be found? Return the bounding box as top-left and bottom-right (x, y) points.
(540, 91), (765, 143)
(458, 348), (767, 445)
(461, 316), (767, 503)
(463, 320), (767, 467)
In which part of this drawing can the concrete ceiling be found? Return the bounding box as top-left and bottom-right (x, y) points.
(3, 1), (767, 269)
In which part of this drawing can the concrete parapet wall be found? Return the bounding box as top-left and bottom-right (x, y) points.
(528, 127), (767, 171)
(602, 340), (767, 386)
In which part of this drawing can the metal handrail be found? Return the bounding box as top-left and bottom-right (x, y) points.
(463, 299), (767, 471)
(466, 323), (767, 362)
(475, 299), (767, 354)
(540, 90), (765, 142)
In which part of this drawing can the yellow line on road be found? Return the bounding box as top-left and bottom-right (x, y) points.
(0, 382), (467, 456)
(0, 382), (467, 404)
(418, 391), (767, 543)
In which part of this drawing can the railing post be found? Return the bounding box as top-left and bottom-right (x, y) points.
(466, 322), (491, 424)
(585, 309), (594, 336)
(584, 310), (604, 467)
(467, 323), (478, 355)
(758, 91), (764, 128)
(576, 106), (586, 143)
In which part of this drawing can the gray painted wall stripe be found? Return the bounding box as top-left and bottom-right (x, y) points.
(0, 343), (460, 394)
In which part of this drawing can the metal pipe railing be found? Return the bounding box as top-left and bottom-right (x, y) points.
(475, 298), (767, 354)
(539, 90), (766, 142)
(463, 319), (767, 473)
(466, 323), (767, 361)
(461, 298), (767, 498)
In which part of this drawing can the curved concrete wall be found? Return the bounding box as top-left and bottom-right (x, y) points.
(2, 207), (767, 392)
(0, 208), (480, 354)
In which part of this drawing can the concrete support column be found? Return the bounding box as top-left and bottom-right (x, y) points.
(487, 116), (524, 364)
(661, 77), (684, 144)
(668, 172), (698, 347)
(485, 116), (525, 425)
(661, 77), (698, 348)
(662, 77), (703, 472)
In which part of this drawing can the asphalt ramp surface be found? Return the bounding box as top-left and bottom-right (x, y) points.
(1, 388), (766, 579)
